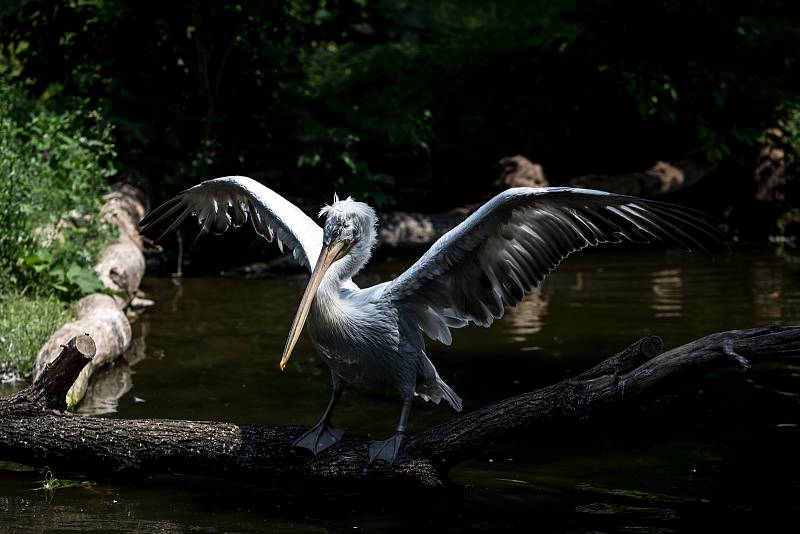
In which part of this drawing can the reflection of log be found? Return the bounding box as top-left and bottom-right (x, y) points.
(76, 325), (147, 415)
(2, 327), (797, 488)
(77, 355), (133, 416)
(503, 287), (548, 342)
(32, 183), (147, 407)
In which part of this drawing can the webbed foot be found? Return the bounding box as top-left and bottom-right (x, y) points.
(293, 423), (345, 456)
(368, 432), (404, 465)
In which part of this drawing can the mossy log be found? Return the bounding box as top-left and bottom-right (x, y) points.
(2, 326), (797, 489)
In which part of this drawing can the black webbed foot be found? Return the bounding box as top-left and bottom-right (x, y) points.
(368, 432), (404, 465)
(293, 422), (345, 456)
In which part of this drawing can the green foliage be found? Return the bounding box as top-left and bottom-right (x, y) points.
(783, 105), (800, 173)
(0, 0), (797, 211)
(777, 103), (800, 233)
(0, 293), (69, 377)
(23, 249), (106, 296)
(0, 86), (116, 300)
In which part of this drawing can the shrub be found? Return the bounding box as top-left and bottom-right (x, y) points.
(0, 87), (116, 299)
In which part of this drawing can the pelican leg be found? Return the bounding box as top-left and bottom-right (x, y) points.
(368, 396), (412, 465)
(293, 373), (345, 455)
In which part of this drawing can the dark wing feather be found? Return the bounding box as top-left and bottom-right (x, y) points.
(382, 187), (724, 345)
(139, 176), (323, 271)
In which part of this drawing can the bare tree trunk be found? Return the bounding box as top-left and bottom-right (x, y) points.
(1, 326), (797, 489)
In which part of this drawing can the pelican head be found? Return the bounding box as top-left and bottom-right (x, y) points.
(279, 194), (377, 370)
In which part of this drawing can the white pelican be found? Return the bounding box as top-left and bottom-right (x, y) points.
(140, 176), (722, 464)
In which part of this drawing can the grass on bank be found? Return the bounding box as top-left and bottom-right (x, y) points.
(0, 294), (70, 379)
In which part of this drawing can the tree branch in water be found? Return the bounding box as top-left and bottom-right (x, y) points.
(0, 326), (797, 488)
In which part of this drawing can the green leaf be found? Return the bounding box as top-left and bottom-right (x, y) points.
(24, 250), (51, 266)
(66, 264), (104, 295)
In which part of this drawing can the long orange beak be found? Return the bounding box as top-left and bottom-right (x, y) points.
(279, 239), (351, 371)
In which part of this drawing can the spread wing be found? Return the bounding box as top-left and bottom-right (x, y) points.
(139, 176), (323, 271)
(382, 187), (724, 345)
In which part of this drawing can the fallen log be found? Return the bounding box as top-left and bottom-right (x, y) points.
(378, 211), (468, 249)
(1, 326), (797, 489)
(31, 295), (130, 394)
(32, 182), (148, 409)
(95, 182), (148, 307)
(567, 159), (716, 197)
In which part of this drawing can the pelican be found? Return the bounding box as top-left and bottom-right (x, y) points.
(140, 176), (722, 464)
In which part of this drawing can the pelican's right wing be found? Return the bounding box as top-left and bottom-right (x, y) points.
(382, 187), (724, 345)
(139, 176), (323, 271)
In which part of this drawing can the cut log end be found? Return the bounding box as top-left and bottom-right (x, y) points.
(30, 334), (95, 411)
(73, 333), (97, 359)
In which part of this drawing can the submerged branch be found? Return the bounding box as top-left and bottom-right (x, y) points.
(0, 326), (797, 488)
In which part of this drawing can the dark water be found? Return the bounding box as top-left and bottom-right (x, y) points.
(2, 246), (800, 532)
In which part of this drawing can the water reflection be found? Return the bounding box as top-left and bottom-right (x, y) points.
(751, 260), (784, 321)
(169, 276), (185, 313)
(76, 323), (148, 416)
(2, 246), (799, 532)
(504, 287), (548, 344)
(650, 268), (683, 318)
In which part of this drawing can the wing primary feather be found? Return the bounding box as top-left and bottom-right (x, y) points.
(192, 215), (213, 248)
(508, 240), (540, 288)
(154, 207), (191, 243)
(631, 204), (717, 252)
(604, 205), (662, 244)
(579, 205), (627, 243)
(211, 210), (232, 235)
(139, 196), (184, 234)
(615, 205), (670, 242)
(640, 206), (717, 257)
(139, 195), (181, 226)
(620, 205), (711, 257)
(229, 199), (249, 227)
(643, 204), (725, 248)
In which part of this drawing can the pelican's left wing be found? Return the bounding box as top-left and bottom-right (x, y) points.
(382, 187), (724, 345)
(139, 176), (323, 271)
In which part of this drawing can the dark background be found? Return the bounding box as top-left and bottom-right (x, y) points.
(2, 0), (799, 266)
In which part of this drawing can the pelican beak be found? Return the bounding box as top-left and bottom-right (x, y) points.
(279, 239), (351, 371)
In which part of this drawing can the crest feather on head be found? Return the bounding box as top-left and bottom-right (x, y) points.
(318, 192), (362, 218)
